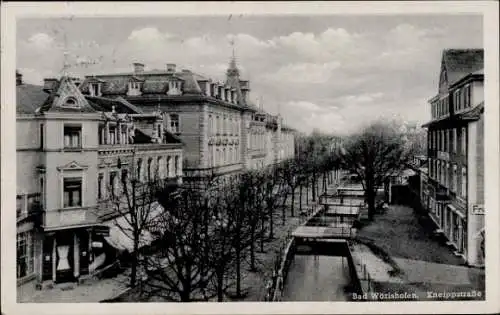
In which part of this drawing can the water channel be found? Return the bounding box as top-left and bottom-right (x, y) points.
(281, 254), (352, 301)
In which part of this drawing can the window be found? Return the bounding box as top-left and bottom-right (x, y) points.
(121, 169), (128, 183)
(452, 165), (458, 192)
(109, 172), (117, 196)
(63, 177), (82, 207)
(148, 158), (153, 180)
(90, 83), (100, 97)
(170, 114), (180, 133)
(174, 156), (179, 176)
(209, 114), (213, 135)
(40, 176), (45, 207)
(40, 123), (44, 149)
(461, 167), (467, 198)
(441, 130), (445, 151)
(452, 128), (457, 153)
(444, 130), (448, 152)
(465, 84), (471, 108)
(121, 125), (128, 144)
(137, 158), (143, 180)
(63, 125), (81, 148)
(17, 231), (34, 278)
(16, 195), (24, 219)
(461, 127), (467, 155)
(63, 97), (79, 108)
(98, 125), (105, 145)
(98, 173), (104, 200)
(157, 157), (164, 178)
(109, 126), (117, 145)
(166, 156), (172, 177)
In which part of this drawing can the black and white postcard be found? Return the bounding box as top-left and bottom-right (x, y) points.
(1, 1), (499, 314)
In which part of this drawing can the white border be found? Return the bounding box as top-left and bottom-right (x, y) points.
(2, 1), (499, 314)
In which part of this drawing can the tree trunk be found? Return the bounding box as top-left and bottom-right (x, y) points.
(130, 234), (139, 287)
(260, 210), (265, 252)
(217, 270), (224, 302)
(367, 187), (376, 221)
(250, 225), (256, 271)
(180, 287), (191, 302)
(299, 184), (303, 212)
(236, 241), (241, 297)
(290, 187), (296, 217)
(306, 179), (310, 203)
(269, 202), (274, 239)
(312, 175), (316, 202)
(281, 190), (288, 225)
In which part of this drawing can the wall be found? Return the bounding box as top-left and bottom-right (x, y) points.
(471, 81), (484, 106)
(169, 105), (201, 168)
(466, 116), (485, 266)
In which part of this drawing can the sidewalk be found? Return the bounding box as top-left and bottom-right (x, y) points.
(17, 272), (129, 303)
(353, 204), (485, 299)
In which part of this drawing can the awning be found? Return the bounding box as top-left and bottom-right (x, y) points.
(103, 202), (164, 253)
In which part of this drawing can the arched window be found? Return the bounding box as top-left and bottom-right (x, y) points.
(63, 97), (79, 108)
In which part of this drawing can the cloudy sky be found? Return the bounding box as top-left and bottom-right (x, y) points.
(17, 15), (482, 135)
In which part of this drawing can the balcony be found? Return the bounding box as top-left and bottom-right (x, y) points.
(98, 143), (180, 158)
(17, 196), (44, 227)
(43, 207), (103, 232)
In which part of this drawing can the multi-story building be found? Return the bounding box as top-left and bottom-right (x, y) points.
(422, 48), (484, 266)
(16, 72), (183, 286)
(78, 58), (295, 180)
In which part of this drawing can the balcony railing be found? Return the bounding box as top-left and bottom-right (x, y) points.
(43, 206), (101, 231)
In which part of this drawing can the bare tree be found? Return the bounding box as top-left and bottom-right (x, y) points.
(141, 174), (218, 302)
(105, 157), (162, 288)
(281, 159), (300, 218)
(339, 120), (413, 220)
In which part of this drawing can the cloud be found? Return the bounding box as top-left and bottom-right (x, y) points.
(26, 33), (55, 50)
(18, 67), (57, 85)
(263, 61), (341, 84)
(16, 18), (481, 134)
(128, 27), (170, 41)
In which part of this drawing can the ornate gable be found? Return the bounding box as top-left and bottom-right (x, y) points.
(41, 77), (97, 113)
(57, 161), (89, 171)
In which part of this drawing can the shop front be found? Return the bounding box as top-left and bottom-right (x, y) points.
(40, 208), (110, 284)
(41, 226), (110, 283)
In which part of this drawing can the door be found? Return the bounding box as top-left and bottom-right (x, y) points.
(55, 233), (74, 283)
(42, 236), (53, 281)
(79, 231), (89, 275)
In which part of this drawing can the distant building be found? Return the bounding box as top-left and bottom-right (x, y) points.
(422, 48), (484, 266)
(16, 73), (182, 286)
(78, 58), (295, 181)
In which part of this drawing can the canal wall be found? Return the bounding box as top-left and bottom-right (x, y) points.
(272, 237), (296, 301)
(347, 242), (375, 298)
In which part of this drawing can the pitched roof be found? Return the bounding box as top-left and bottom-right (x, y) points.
(38, 77), (97, 114)
(442, 49), (484, 86)
(178, 71), (203, 95)
(16, 83), (48, 114)
(86, 95), (143, 114)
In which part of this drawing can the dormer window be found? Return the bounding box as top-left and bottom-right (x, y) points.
(90, 83), (101, 97)
(63, 97), (80, 108)
(127, 81), (142, 96)
(167, 81), (182, 96)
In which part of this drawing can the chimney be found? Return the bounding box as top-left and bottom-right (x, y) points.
(166, 63), (176, 73)
(16, 71), (22, 86)
(133, 62), (145, 74)
(43, 78), (59, 93)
